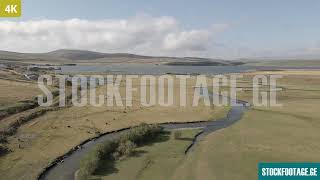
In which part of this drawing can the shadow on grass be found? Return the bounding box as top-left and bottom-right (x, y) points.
(130, 150), (148, 158)
(94, 158), (119, 178)
(93, 131), (171, 177)
(175, 137), (194, 141)
(140, 131), (171, 147)
(0, 145), (10, 157)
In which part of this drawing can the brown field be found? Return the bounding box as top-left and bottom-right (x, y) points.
(2, 69), (319, 180)
(0, 79), (40, 107)
(0, 75), (229, 180)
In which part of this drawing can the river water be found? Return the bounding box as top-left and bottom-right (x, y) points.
(56, 64), (320, 75)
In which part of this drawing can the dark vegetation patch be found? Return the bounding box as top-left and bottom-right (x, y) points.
(0, 86), (79, 157)
(3, 107), (59, 135)
(77, 123), (164, 180)
(0, 144), (9, 156)
(0, 101), (38, 120)
(0, 90), (59, 120)
(0, 105), (61, 157)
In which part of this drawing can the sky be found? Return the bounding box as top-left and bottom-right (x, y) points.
(0, 0), (320, 59)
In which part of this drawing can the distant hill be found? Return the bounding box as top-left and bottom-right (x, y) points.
(0, 49), (242, 66)
(45, 49), (151, 60)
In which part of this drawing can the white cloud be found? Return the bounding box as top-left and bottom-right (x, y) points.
(163, 30), (211, 51)
(0, 15), (228, 57)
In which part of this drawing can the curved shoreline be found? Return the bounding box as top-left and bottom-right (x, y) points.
(38, 100), (250, 180)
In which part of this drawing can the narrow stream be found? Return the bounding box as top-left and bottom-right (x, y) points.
(39, 97), (250, 180)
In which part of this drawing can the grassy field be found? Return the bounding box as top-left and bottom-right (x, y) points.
(2, 69), (319, 180)
(244, 59), (320, 67)
(0, 78), (40, 108)
(92, 129), (201, 180)
(85, 70), (320, 180)
(0, 75), (229, 180)
(169, 70), (320, 180)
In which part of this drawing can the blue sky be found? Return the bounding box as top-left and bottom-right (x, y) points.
(1, 0), (320, 59)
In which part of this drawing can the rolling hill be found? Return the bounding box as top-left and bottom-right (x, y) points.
(0, 49), (242, 66)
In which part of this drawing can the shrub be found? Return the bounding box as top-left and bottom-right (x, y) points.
(116, 140), (136, 157)
(96, 140), (119, 159)
(78, 140), (119, 180)
(78, 123), (163, 179)
(111, 151), (120, 160)
(121, 123), (163, 145)
(78, 147), (102, 180)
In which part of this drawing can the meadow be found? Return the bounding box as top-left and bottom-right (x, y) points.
(244, 59), (320, 67)
(86, 70), (320, 180)
(169, 70), (320, 180)
(0, 74), (228, 180)
(91, 129), (201, 180)
(1, 67), (319, 180)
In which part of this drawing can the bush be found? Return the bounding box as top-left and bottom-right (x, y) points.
(116, 140), (136, 158)
(121, 123), (163, 145)
(78, 150), (100, 180)
(96, 140), (119, 159)
(78, 140), (119, 180)
(111, 151), (120, 160)
(78, 123), (163, 179)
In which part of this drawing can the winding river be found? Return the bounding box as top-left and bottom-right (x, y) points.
(39, 96), (250, 180)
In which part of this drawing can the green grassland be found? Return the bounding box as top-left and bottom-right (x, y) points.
(0, 75), (229, 180)
(244, 59), (320, 67)
(170, 71), (320, 180)
(88, 70), (320, 180)
(1, 68), (320, 180)
(92, 129), (201, 180)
